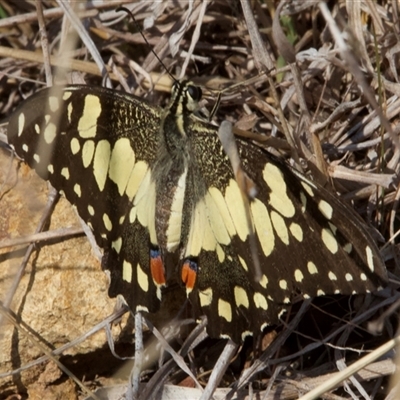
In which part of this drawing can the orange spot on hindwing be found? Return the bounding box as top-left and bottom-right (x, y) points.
(181, 260), (198, 293)
(150, 249), (166, 285)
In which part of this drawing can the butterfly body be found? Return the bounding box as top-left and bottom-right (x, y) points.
(7, 81), (387, 342)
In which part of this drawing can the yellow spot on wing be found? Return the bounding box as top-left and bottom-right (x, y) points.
(225, 179), (250, 241)
(44, 122), (57, 144)
(279, 279), (287, 290)
(251, 198), (274, 256)
(70, 138), (80, 155)
(103, 213), (112, 231)
(294, 269), (304, 282)
(328, 271), (337, 280)
(199, 287), (213, 307)
(254, 293), (268, 310)
(108, 138), (136, 196)
(61, 167), (70, 180)
(122, 260), (132, 283)
(204, 190), (230, 245)
(318, 200), (333, 220)
(112, 237), (122, 253)
(234, 286), (249, 308)
(62, 91), (72, 101)
(238, 256), (248, 272)
(74, 183), (81, 197)
(218, 299), (232, 322)
(125, 161), (149, 200)
(321, 228), (338, 254)
(82, 140), (95, 168)
(300, 181), (315, 197)
(93, 140), (111, 191)
(135, 174), (157, 244)
(307, 261), (318, 274)
(289, 222), (303, 242)
(263, 163), (295, 218)
(271, 211), (289, 245)
(259, 274), (268, 288)
(208, 187), (235, 237)
(78, 95), (101, 138)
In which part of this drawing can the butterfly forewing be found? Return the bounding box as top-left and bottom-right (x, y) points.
(7, 82), (387, 342)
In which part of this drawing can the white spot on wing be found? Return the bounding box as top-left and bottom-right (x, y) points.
(345, 273), (353, 281)
(360, 273), (367, 281)
(366, 246), (374, 272)
(18, 113), (25, 137)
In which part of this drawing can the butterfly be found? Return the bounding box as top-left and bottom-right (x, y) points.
(7, 80), (387, 343)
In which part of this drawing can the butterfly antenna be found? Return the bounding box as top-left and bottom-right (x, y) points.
(116, 6), (178, 85)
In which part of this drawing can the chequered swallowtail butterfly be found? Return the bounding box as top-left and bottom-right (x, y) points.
(7, 80), (387, 342)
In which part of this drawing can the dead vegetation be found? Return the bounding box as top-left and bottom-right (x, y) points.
(0, 1), (399, 399)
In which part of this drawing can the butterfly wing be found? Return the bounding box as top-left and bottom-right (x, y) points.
(7, 85), (164, 313)
(183, 119), (387, 341)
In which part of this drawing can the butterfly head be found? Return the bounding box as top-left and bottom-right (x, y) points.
(170, 80), (202, 114)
